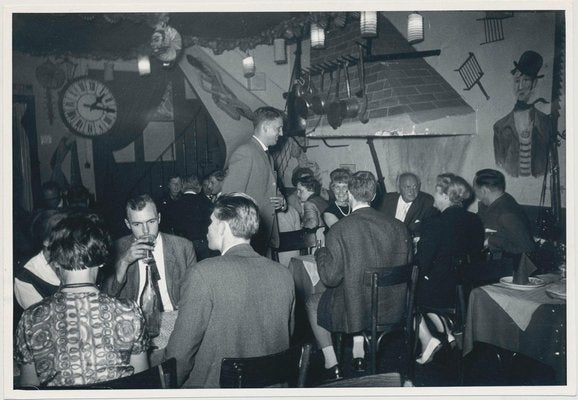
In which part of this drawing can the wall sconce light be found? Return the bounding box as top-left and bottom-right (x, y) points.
(274, 38), (287, 64)
(360, 11), (378, 37)
(407, 12), (424, 43)
(310, 23), (325, 49)
(243, 55), (256, 78)
(138, 55), (151, 76)
(103, 61), (114, 81)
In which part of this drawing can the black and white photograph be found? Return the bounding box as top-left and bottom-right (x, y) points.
(3, 0), (575, 398)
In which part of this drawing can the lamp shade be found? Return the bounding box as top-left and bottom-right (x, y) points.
(310, 23), (325, 49)
(360, 11), (378, 37)
(274, 38), (287, 64)
(243, 55), (255, 78)
(407, 12), (424, 43)
(137, 55), (151, 76)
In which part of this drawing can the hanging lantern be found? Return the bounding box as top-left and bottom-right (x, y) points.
(310, 23), (325, 49)
(274, 38), (287, 64)
(407, 12), (424, 43)
(103, 61), (114, 81)
(360, 11), (378, 37)
(138, 55), (151, 76)
(242, 55), (256, 78)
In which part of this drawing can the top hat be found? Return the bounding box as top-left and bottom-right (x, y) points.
(511, 50), (544, 79)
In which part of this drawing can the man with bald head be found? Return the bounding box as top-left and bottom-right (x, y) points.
(376, 172), (437, 237)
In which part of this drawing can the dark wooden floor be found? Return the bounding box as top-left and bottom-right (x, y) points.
(300, 331), (560, 387)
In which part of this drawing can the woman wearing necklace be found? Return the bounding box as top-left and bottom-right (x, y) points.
(15, 213), (149, 388)
(323, 169), (351, 229)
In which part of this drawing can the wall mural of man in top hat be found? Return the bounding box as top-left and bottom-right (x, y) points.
(493, 50), (551, 178)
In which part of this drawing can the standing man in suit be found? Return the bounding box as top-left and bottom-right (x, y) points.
(171, 174), (213, 260)
(153, 194), (295, 388)
(221, 107), (287, 256)
(104, 194), (196, 315)
(376, 172), (437, 237)
(306, 171), (412, 378)
(493, 50), (551, 178)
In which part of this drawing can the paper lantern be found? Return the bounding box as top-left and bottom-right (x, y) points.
(310, 23), (325, 49)
(360, 11), (378, 38)
(138, 55), (151, 76)
(408, 12), (424, 43)
(274, 38), (287, 64)
(103, 61), (114, 81)
(243, 55), (256, 78)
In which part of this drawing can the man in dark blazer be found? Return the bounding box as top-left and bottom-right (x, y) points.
(306, 171), (412, 377)
(104, 194), (196, 311)
(467, 169), (535, 282)
(493, 50), (551, 178)
(170, 174), (213, 260)
(220, 107), (287, 256)
(152, 194), (295, 388)
(376, 172), (437, 236)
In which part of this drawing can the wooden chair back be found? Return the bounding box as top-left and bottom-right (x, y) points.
(219, 344), (312, 388)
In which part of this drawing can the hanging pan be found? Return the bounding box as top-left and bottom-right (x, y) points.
(340, 61), (360, 120)
(327, 62), (344, 129)
(295, 71), (318, 118)
(356, 45), (370, 124)
(311, 67), (333, 115)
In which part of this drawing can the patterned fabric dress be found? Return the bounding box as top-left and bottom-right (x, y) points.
(15, 291), (149, 387)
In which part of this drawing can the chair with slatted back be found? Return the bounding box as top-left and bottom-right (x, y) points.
(362, 264), (419, 380)
(271, 229), (316, 262)
(21, 358), (177, 390)
(219, 344), (312, 388)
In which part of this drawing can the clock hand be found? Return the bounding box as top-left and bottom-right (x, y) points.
(82, 103), (116, 113)
(92, 105), (116, 113)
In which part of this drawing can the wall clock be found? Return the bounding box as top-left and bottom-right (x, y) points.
(59, 76), (118, 137)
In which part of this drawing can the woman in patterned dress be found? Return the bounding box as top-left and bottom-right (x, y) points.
(15, 214), (149, 387)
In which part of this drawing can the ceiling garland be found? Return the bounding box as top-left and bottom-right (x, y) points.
(15, 12), (360, 60)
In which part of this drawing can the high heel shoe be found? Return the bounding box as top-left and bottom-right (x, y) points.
(416, 337), (442, 364)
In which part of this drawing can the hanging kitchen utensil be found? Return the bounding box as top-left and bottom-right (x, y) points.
(310, 68), (327, 115)
(455, 52), (490, 100)
(326, 62), (344, 129)
(36, 59), (66, 125)
(357, 45), (370, 124)
(341, 61), (360, 119)
(295, 71), (318, 118)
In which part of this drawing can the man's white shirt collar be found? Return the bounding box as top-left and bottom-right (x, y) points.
(252, 135), (268, 151)
(184, 190), (198, 195)
(352, 204), (371, 212)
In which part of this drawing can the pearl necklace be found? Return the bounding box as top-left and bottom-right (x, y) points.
(335, 202), (351, 217)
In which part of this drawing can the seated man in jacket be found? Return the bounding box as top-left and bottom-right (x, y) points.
(152, 194), (295, 388)
(305, 171), (412, 378)
(466, 169), (536, 283)
(376, 172), (437, 237)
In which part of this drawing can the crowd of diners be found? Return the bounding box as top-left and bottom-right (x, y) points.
(13, 107), (538, 388)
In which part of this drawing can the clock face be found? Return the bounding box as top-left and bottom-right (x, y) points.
(59, 77), (117, 137)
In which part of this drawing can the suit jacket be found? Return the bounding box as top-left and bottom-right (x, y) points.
(169, 192), (212, 242)
(221, 137), (280, 250)
(104, 233), (197, 309)
(316, 207), (412, 333)
(477, 193), (535, 254)
(493, 107), (551, 177)
(155, 243), (295, 388)
(377, 191), (437, 235)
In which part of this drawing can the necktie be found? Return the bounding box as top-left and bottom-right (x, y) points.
(514, 98), (549, 111)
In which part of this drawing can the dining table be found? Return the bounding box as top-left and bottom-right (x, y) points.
(463, 273), (566, 384)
